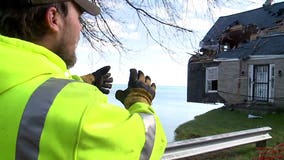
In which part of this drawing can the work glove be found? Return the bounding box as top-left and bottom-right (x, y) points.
(115, 69), (156, 109)
(81, 66), (113, 94)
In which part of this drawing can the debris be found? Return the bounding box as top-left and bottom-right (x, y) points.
(248, 114), (263, 119)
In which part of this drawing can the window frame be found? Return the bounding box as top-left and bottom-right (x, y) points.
(205, 66), (218, 93)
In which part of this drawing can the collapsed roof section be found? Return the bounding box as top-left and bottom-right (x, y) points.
(216, 33), (284, 60)
(197, 2), (284, 60)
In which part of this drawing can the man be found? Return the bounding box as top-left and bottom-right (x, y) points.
(0, 0), (167, 160)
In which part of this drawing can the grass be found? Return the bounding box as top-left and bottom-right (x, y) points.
(174, 107), (284, 160)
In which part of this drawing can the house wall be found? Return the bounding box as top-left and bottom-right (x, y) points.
(275, 60), (284, 106)
(218, 58), (284, 107)
(187, 61), (225, 103)
(187, 62), (205, 102)
(218, 60), (248, 105)
(244, 58), (284, 107)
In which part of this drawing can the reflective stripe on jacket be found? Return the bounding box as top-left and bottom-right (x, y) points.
(0, 35), (167, 160)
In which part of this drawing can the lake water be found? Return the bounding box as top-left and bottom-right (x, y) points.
(108, 84), (223, 142)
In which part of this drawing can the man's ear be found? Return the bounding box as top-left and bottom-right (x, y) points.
(45, 7), (62, 32)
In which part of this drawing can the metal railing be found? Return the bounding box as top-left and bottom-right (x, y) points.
(162, 126), (272, 160)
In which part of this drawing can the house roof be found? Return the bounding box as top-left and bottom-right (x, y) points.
(216, 34), (284, 59)
(200, 2), (284, 47)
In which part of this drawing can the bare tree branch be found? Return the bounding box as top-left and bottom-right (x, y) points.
(80, 0), (254, 56)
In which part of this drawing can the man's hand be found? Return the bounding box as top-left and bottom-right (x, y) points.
(115, 69), (156, 109)
(81, 66), (113, 94)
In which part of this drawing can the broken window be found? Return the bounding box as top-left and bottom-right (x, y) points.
(206, 67), (218, 93)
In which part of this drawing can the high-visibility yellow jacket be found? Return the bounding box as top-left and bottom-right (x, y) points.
(0, 35), (167, 160)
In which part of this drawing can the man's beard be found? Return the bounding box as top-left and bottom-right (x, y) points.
(53, 44), (77, 69)
(61, 52), (77, 69)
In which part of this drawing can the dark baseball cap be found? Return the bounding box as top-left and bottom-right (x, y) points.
(2, 0), (101, 16)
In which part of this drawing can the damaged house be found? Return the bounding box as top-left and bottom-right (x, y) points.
(187, 1), (284, 108)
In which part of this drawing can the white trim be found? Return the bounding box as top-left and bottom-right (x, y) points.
(214, 58), (240, 62)
(249, 55), (284, 60)
(215, 55), (284, 62)
(207, 90), (218, 93)
(248, 65), (253, 101)
(269, 64), (275, 103)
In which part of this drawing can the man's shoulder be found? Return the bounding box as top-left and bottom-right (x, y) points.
(59, 79), (107, 100)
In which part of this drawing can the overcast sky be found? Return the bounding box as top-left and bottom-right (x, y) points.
(70, 0), (283, 86)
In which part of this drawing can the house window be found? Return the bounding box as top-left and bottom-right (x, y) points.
(223, 45), (229, 52)
(206, 67), (218, 93)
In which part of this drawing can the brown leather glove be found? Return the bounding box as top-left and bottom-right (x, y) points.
(115, 69), (156, 109)
(81, 66), (113, 94)
(81, 74), (95, 84)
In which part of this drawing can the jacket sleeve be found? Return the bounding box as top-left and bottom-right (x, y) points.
(76, 90), (167, 160)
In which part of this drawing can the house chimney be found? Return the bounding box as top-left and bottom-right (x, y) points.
(263, 0), (273, 7)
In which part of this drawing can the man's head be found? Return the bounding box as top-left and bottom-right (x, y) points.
(0, 0), (100, 68)
(2, 0), (100, 16)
